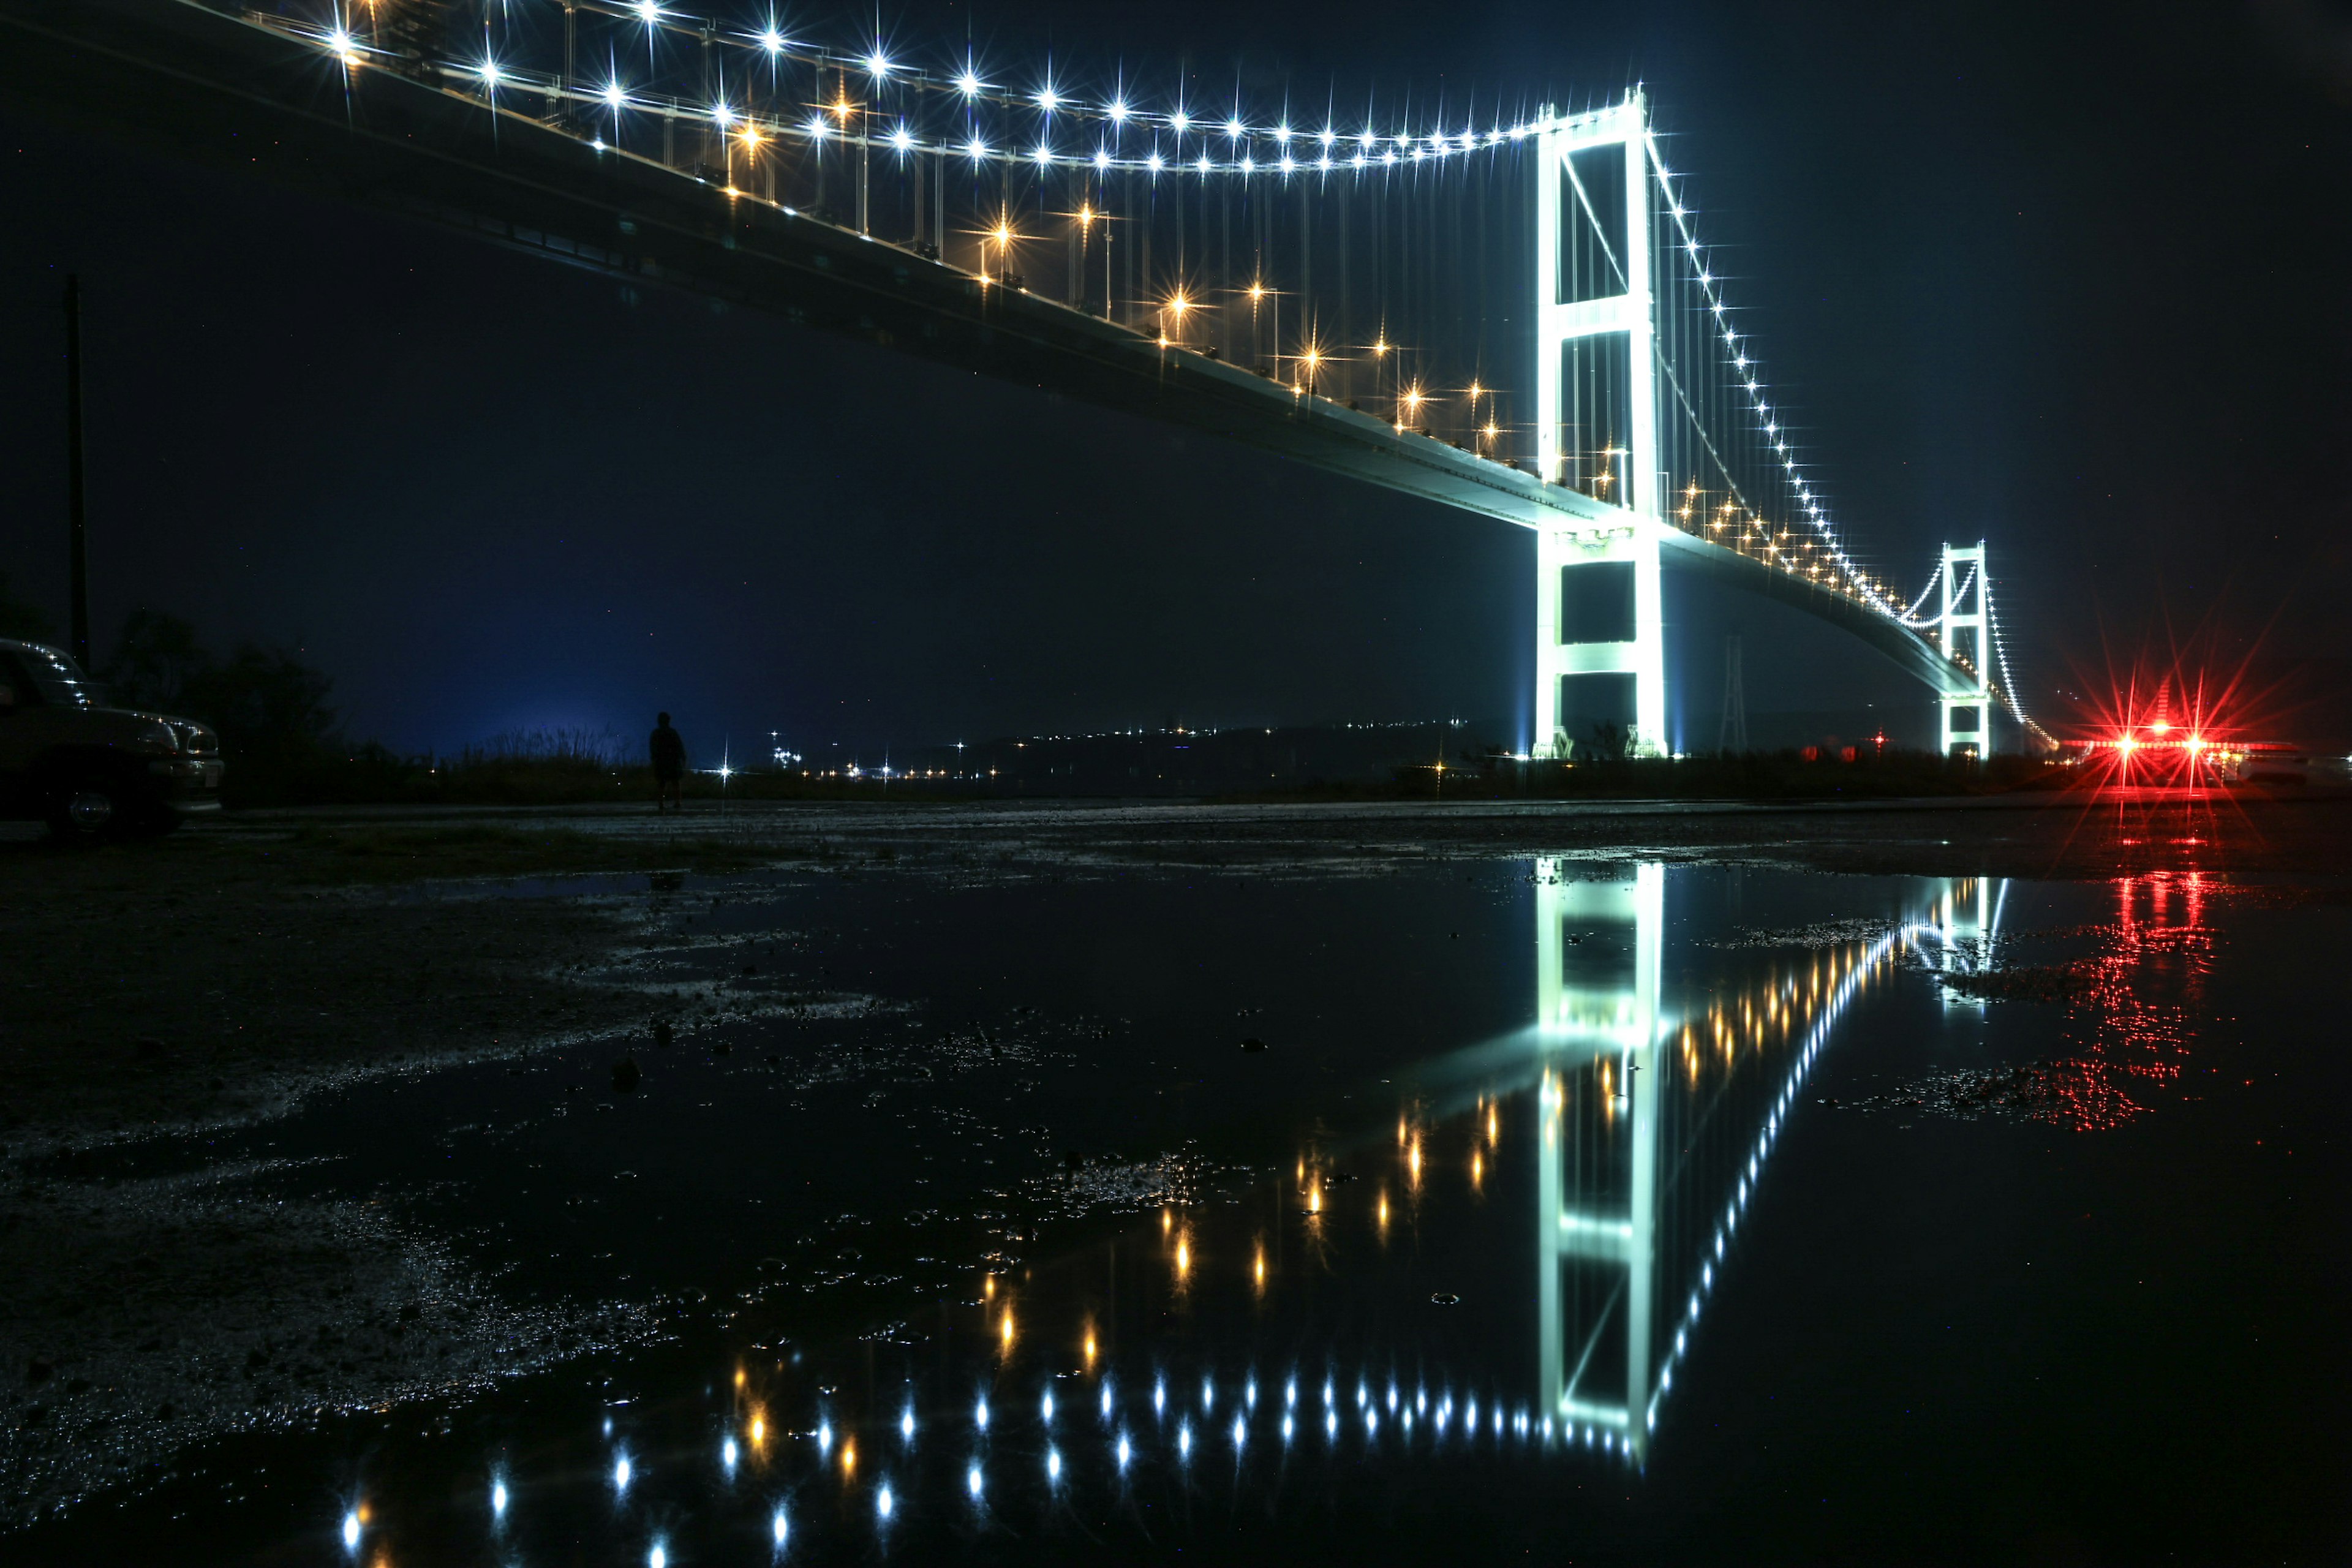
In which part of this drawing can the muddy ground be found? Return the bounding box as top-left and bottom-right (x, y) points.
(3, 793), (2346, 1527)
(9, 793), (2349, 1153)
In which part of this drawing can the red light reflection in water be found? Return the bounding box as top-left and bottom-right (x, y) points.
(2035, 872), (2212, 1131)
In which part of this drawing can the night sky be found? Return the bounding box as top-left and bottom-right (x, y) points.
(4, 0), (2347, 757)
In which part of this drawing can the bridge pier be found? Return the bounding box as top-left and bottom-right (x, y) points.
(1537, 524), (1666, 760)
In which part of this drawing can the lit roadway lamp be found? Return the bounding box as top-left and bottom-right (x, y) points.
(1159, 290), (1193, 347)
(1296, 344), (1322, 396)
(1398, 384), (1427, 432)
(985, 217), (1017, 286)
(1591, 444), (1624, 496)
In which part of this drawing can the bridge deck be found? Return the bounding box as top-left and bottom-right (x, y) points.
(1, 0), (1978, 701)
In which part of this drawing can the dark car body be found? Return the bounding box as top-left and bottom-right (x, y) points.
(0, 639), (224, 837)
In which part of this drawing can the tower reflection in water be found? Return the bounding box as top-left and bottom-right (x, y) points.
(314, 862), (1999, 1557)
(1529, 861), (1968, 1459)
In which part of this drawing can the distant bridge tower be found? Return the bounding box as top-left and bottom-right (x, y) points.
(1937, 540), (1992, 755)
(1533, 93), (1666, 760)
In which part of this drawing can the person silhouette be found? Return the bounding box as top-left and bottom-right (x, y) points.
(650, 712), (687, 812)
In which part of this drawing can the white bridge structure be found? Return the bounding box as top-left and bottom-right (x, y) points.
(1529, 861), (1995, 1451)
(0, 0), (2048, 753)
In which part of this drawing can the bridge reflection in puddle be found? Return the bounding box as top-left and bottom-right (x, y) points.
(306, 862), (1992, 1564)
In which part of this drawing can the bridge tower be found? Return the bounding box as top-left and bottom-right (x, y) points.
(1937, 540), (1992, 755)
(1533, 94), (1666, 760)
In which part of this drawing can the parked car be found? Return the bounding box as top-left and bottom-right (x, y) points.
(0, 638), (223, 838)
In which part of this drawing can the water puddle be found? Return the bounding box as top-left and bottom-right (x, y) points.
(8, 861), (2339, 1562)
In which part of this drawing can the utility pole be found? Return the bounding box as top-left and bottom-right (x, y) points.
(63, 274), (90, 668)
(1719, 635), (1747, 753)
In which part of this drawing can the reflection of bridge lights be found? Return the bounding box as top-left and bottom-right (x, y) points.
(772, 1508), (789, 1546)
(614, 1455), (633, 1493)
(1117, 1433), (1132, 1469)
(818, 1420), (832, 1456)
(491, 1478), (508, 1518)
(342, 1510), (361, 1551)
(841, 1439), (856, 1476)
(875, 1483), (891, 1520)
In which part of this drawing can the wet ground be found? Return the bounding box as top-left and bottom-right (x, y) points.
(4, 799), (2349, 1562)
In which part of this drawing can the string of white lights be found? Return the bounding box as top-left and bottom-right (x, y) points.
(315, 1), (1593, 176)
(1981, 576), (2052, 744)
(1642, 132), (1898, 619)
(1896, 559), (1946, 624)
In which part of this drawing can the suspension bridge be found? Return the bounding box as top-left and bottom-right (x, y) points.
(2, 0), (2049, 756)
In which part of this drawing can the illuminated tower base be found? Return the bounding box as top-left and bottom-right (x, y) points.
(1536, 525), (1667, 759)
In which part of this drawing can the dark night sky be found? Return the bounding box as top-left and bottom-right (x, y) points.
(4, 0), (2348, 756)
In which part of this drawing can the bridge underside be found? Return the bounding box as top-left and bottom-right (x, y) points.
(1, 0), (1979, 705)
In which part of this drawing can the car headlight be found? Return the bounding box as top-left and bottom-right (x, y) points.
(137, 722), (179, 753)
